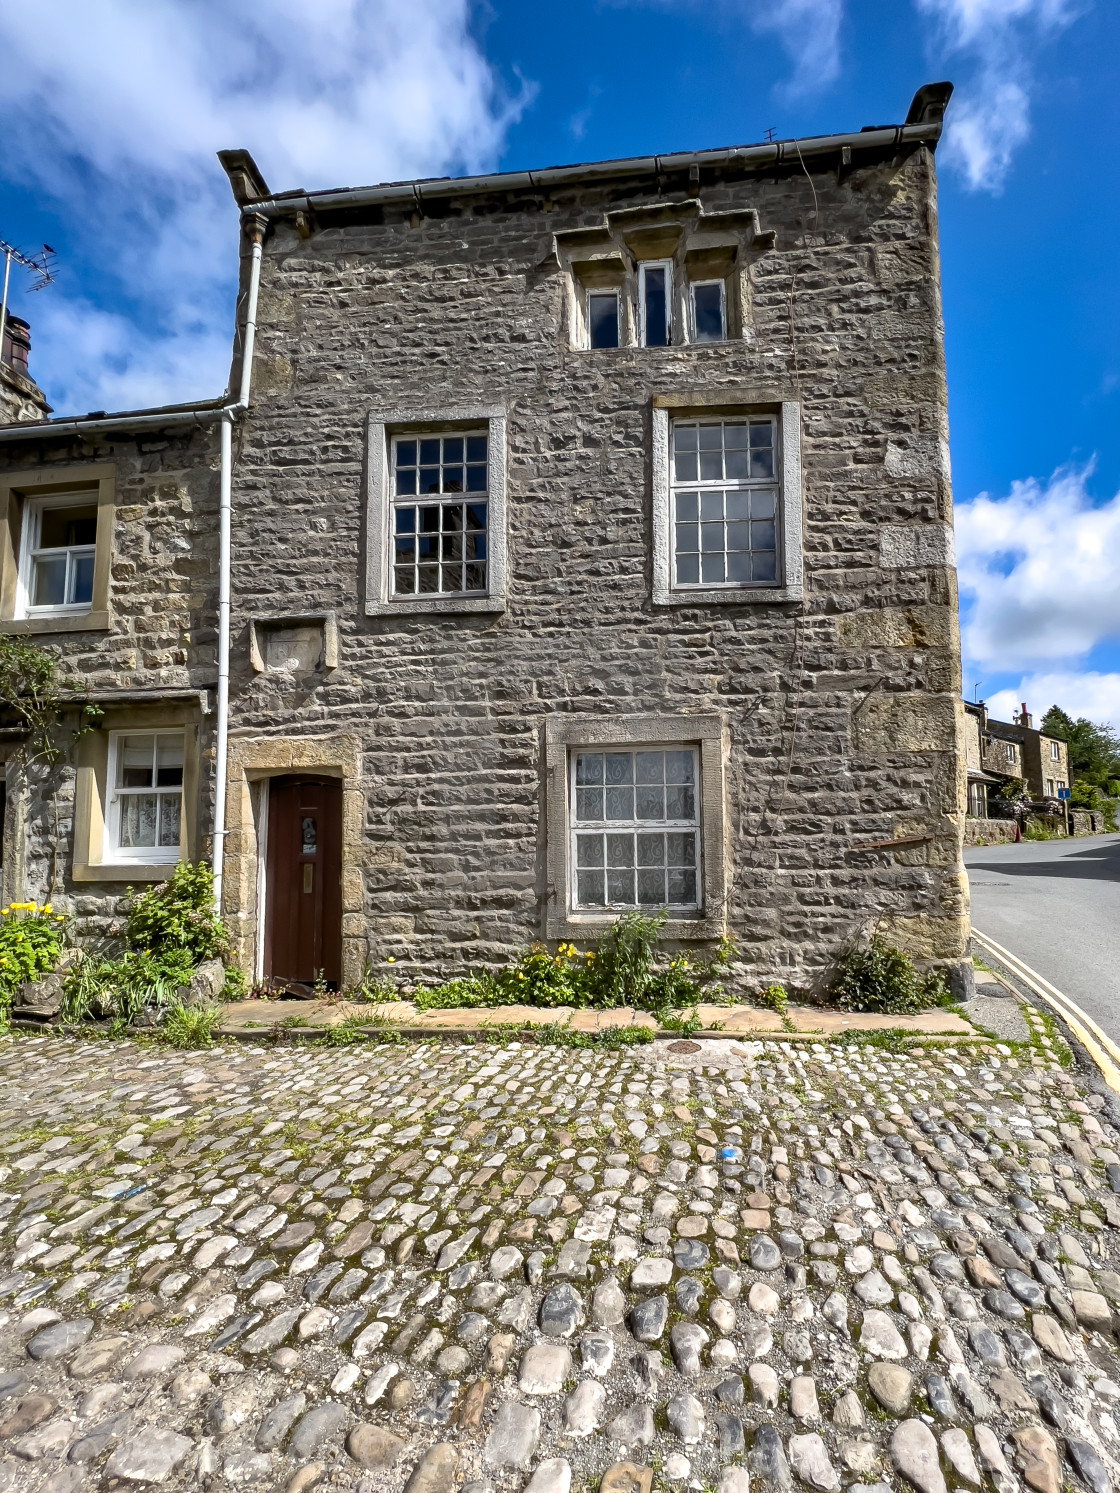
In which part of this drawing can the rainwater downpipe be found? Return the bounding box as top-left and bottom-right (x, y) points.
(212, 215), (265, 913)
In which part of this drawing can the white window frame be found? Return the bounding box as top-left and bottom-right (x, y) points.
(638, 260), (673, 348)
(105, 728), (186, 865)
(365, 406), (507, 616)
(544, 712), (728, 942)
(15, 492), (98, 619)
(1005, 743), (1016, 763)
(652, 400), (803, 606)
(690, 279), (727, 343)
(1049, 740), (1061, 761)
(586, 287), (621, 350)
(388, 429), (491, 601)
(568, 743), (702, 914)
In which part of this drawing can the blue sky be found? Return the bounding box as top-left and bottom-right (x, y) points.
(1, 0), (1118, 725)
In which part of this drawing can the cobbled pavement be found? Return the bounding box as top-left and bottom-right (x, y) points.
(1, 1021), (1120, 1493)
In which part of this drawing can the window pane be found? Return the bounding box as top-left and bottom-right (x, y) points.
(675, 425), (698, 451)
(395, 507), (416, 534)
(751, 490), (776, 519)
(466, 435), (488, 463)
(577, 870), (605, 905)
(700, 523), (723, 552)
(699, 450), (723, 481)
(419, 439), (440, 465)
(701, 553), (725, 583)
(635, 786), (665, 819)
(726, 521), (750, 551)
(576, 787), (603, 820)
(676, 553), (700, 584)
(606, 833), (633, 869)
(725, 448), (749, 480)
(605, 786), (633, 820)
(676, 522), (699, 555)
(726, 491), (750, 520)
(750, 423), (775, 477)
(576, 833), (604, 868)
(441, 532), (463, 562)
(441, 564), (461, 592)
(419, 467), (440, 494)
(38, 504), (97, 549)
(676, 491), (699, 522)
(605, 753), (634, 785)
(156, 735), (184, 787)
(466, 504), (487, 531)
(727, 551), (752, 583)
(158, 793), (181, 848)
(31, 555), (66, 607)
(606, 868), (635, 904)
(635, 751), (663, 784)
(120, 793), (157, 848)
(642, 266), (669, 347)
(420, 506), (441, 534)
(637, 868), (666, 905)
(668, 867), (698, 905)
(395, 468), (417, 496)
(752, 519), (777, 551)
(666, 751), (694, 784)
(666, 784), (696, 819)
(575, 752), (603, 785)
(464, 563), (486, 590)
(394, 566), (415, 594)
(752, 551), (777, 583)
(443, 467), (463, 493)
(69, 553), (96, 606)
(698, 425), (722, 451)
(119, 736), (154, 789)
(693, 282), (724, 342)
(636, 832), (665, 866)
(396, 440), (417, 468)
(666, 829), (695, 863)
(466, 464), (487, 492)
(443, 437), (463, 463)
(418, 565), (439, 593)
(700, 491), (723, 521)
(588, 293), (619, 349)
(674, 451), (698, 482)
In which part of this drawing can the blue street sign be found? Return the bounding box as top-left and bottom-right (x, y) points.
(1058, 788), (1071, 801)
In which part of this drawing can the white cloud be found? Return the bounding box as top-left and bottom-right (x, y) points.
(747, 0), (844, 99)
(0, 0), (529, 415)
(986, 673), (1120, 732)
(914, 0), (1081, 191)
(956, 463), (1120, 668)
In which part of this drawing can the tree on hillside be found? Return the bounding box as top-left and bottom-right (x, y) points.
(1041, 706), (1120, 818)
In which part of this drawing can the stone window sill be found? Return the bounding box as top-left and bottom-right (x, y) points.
(73, 860), (179, 883)
(0, 610), (110, 635)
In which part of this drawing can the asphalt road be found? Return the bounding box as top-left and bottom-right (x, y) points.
(965, 831), (1120, 1039)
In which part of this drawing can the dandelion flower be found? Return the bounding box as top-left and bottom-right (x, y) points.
(386, 957), (395, 964)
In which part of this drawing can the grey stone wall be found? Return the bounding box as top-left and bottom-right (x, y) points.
(224, 140), (967, 991)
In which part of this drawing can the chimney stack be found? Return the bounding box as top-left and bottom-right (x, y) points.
(0, 313), (51, 423)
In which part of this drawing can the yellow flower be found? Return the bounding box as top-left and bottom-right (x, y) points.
(386, 957), (395, 964)
(42, 905), (51, 914)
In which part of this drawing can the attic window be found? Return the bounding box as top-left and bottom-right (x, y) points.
(691, 281), (726, 342)
(639, 262), (672, 347)
(587, 291), (620, 349)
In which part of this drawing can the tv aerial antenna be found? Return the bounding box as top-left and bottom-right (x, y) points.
(0, 239), (57, 362)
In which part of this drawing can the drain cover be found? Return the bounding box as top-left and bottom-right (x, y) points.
(668, 1039), (702, 1054)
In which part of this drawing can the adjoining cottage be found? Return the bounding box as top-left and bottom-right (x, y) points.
(0, 82), (974, 997)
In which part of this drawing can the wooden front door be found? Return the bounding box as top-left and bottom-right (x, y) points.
(264, 776), (342, 988)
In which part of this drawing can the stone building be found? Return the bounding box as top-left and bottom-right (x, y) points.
(963, 699), (1069, 819)
(0, 82), (973, 997)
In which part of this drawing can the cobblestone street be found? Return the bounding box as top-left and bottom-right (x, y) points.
(2, 1026), (1120, 1493)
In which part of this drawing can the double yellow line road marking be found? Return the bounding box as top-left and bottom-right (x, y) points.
(973, 928), (1120, 1097)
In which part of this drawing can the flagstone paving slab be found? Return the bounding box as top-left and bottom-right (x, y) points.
(0, 1024), (1117, 1493)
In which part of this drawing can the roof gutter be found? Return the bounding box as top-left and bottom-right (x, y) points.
(244, 121), (944, 220)
(0, 405), (227, 442)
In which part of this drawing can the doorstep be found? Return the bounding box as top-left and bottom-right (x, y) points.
(217, 998), (981, 1041)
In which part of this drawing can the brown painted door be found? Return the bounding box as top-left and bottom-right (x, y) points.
(265, 776), (342, 988)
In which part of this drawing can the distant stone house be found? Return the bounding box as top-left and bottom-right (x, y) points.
(0, 82), (976, 997)
(963, 699), (1069, 818)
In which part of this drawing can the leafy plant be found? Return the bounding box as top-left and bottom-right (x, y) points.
(0, 636), (102, 762)
(0, 902), (67, 1027)
(829, 934), (950, 1015)
(63, 948), (194, 1025)
(161, 1002), (222, 1049)
(123, 862), (228, 963)
(757, 981), (796, 1032)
